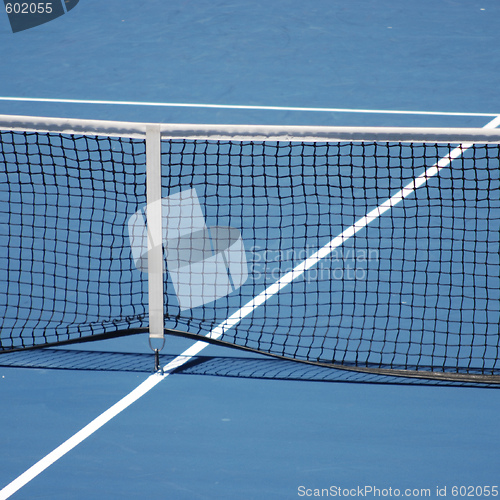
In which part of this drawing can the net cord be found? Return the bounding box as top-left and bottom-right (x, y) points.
(2, 114), (500, 143)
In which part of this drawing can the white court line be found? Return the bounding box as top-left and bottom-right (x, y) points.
(0, 96), (498, 117)
(1, 115), (499, 500)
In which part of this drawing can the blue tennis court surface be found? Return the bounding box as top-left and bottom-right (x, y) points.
(1, 1), (500, 499)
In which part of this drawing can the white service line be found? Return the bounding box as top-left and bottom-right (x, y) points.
(2, 114), (499, 500)
(0, 96), (498, 117)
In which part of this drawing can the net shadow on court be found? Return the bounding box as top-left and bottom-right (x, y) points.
(1, 348), (498, 388)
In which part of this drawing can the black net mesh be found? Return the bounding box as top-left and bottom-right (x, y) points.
(1, 130), (499, 380)
(0, 131), (148, 348)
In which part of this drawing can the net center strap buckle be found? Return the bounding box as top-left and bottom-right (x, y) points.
(149, 337), (165, 374)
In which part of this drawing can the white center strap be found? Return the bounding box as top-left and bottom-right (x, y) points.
(146, 125), (164, 341)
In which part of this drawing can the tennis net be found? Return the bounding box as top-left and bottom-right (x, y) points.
(1, 115), (499, 384)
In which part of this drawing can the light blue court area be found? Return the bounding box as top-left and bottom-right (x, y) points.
(1, 1), (500, 499)
(0, 0), (499, 126)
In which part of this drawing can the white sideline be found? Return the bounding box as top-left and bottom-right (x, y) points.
(1, 115), (499, 500)
(0, 96), (498, 117)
